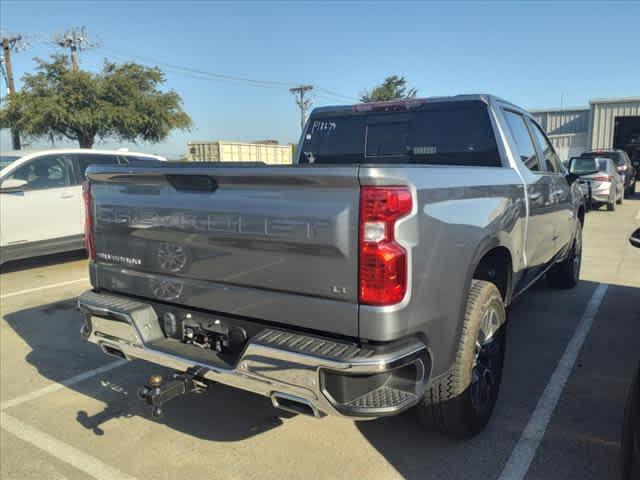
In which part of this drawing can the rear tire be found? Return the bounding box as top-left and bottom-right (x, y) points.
(548, 220), (582, 289)
(416, 280), (506, 437)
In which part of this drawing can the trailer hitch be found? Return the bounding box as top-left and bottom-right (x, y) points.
(137, 369), (208, 418)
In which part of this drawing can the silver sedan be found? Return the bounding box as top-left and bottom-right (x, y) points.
(569, 156), (624, 211)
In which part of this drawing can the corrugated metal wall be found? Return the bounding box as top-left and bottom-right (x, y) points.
(531, 109), (590, 135)
(530, 109), (590, 160)
(589, 99), (640, 149)
(547, 133), (589, 161)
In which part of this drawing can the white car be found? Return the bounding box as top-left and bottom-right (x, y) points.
(0, 148), (165, 265)
(569, 156), (625, 211)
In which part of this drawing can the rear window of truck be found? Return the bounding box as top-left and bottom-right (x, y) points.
(570, 157), (609, 174)
(580, 151), (624, 166)
(299, 101), (501, 167)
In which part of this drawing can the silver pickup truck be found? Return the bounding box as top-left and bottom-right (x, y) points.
(78, 94), (584, 437)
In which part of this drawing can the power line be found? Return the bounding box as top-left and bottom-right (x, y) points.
(313, 92), (350, 103)
(315, 87), (358, 102)
(100, 46), (290, 88)
(98, 46), (357, 102)
(154, 64), (286, 91)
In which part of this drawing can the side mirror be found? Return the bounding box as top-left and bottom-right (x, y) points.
(630, 228), (640, 249)
(566, 168), (599, 184)
(0, 178), (28, 192)
(566, 172), (580, 185)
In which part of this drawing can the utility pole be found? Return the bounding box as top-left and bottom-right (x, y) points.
(53, 26), (98, 72)
(290, 85), (313, 131)
(1, 33), (25, 150)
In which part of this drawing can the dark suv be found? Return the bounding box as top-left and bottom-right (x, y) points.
(580, 150), (637, 197)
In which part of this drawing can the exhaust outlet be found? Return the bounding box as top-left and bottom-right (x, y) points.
(271, 392), (321, 418)
(100, 344), (127, 360)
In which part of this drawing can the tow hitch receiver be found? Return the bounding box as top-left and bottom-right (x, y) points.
(137, 370), (208, 418)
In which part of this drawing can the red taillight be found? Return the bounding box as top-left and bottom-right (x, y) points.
(82, 181), (96, 261)
(359, 186), (412, 306)
(591, 175), (612, 182)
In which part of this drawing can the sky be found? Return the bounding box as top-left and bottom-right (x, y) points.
(1, 0), (639, 159)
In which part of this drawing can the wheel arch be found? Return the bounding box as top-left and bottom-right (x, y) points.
(465, 239), (514, 306)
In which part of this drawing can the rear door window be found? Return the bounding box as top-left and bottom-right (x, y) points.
(570, 157), (608, 174)
(503, 111), (541, 172)
(299, 101), (501, 167)
(580, 151), (624, 166)
(529, 120), (562, 173)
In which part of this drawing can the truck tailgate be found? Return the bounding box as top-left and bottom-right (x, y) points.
(87, 164), (360, 336)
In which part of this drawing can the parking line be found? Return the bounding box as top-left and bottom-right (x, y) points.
(0, 360), (127, 411)
(0, 278), (88, 299)
(498, 283), (608, 480)
(1, 411), (138, 480)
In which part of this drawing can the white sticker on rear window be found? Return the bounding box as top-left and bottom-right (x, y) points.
(413, 146), (437, 155)
(311, 120), (337, 134)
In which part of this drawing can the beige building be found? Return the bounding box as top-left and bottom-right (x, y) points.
(187, 140), (293, 164)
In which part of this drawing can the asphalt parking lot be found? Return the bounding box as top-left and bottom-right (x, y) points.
(1, 188), (639, 480)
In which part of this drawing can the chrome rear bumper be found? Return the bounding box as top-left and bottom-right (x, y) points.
(78, 290), (430, 418)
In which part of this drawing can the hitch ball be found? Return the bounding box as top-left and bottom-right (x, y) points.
(149, 375), (163, 388)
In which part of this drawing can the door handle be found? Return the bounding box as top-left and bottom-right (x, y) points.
(60, 192), (74, 199)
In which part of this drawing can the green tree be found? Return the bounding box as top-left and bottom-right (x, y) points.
(0, 54), (192, 148)
(360, 75), (417, 103)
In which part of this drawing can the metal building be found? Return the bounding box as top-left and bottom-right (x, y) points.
(530, 97), (640, 161)
(187, 141), (293, 164)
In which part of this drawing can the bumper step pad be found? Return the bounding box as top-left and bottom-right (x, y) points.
(254, 328), (375, 361)
(346, 386), (418, 410)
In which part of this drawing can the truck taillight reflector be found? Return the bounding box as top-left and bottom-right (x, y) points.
(359, 186), (412, 306)
(83, 182), (96, 261)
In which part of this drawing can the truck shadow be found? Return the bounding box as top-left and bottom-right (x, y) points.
(0, 249), (86, 274)
(3, 298), (292, 442)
